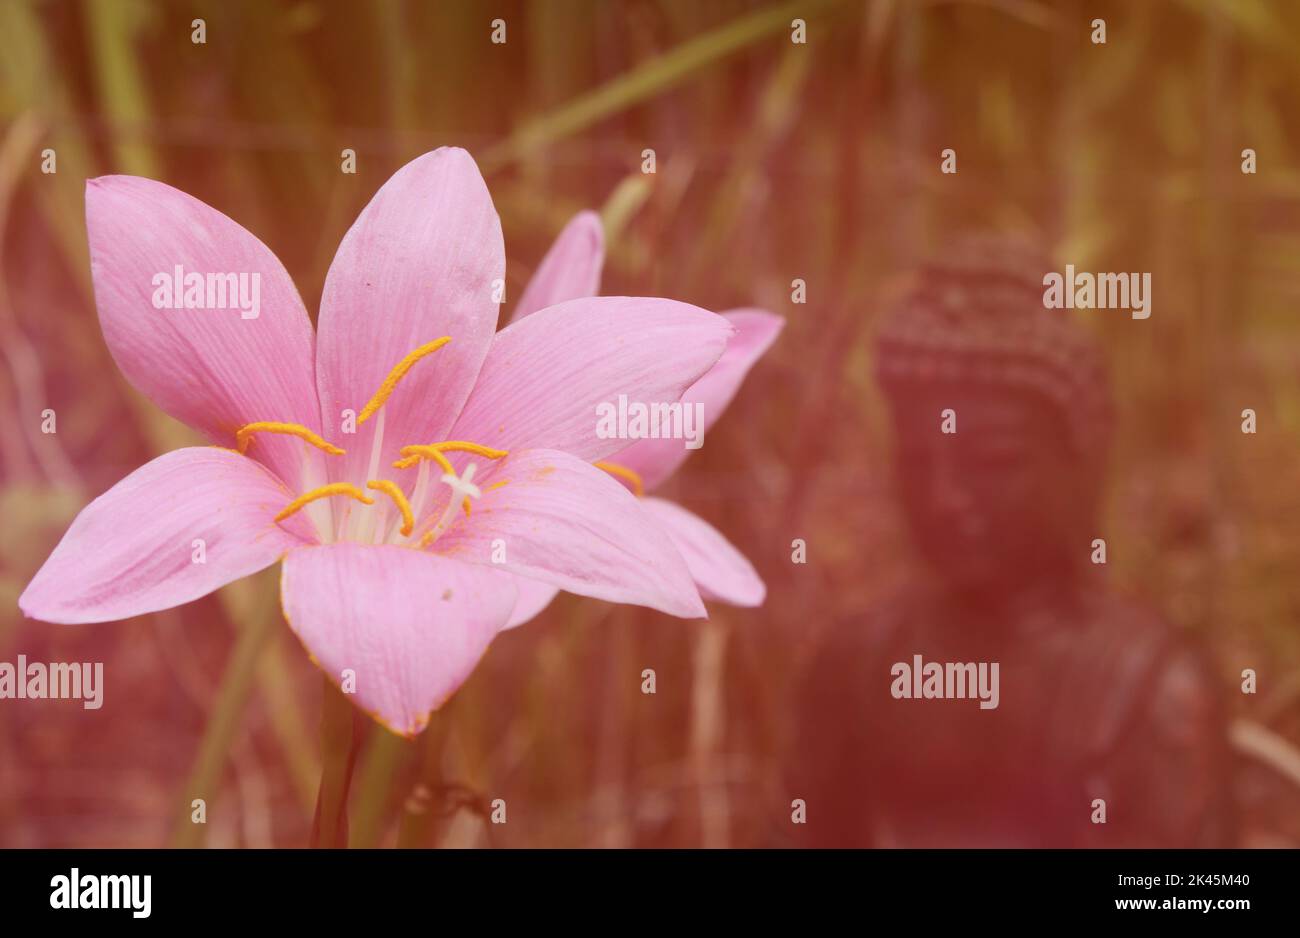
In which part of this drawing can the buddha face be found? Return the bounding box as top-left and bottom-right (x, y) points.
(888, 383), (1094, 603)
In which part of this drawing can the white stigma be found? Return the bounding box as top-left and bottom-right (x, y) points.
(421, 462), (481, 546)
(440, 462), (481, 502)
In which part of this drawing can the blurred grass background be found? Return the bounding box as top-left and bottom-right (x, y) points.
(1, 0), (1298, 846)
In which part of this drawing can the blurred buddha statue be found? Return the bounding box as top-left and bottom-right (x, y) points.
(789, 236), (1233, 847)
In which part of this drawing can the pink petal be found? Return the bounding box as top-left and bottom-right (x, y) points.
(86, 177), (321, 490)
(615, 309), (783, 491)
(435, 449), (705, 618)
(502, 575), (561, 630)
(640, 497), (765, 607)
(510, 210), (604, 323)
(448, 297), (733, 463)
(281, 543), (516, 736)
(19, 448), (314, 625)
(315, 148), (504, 485)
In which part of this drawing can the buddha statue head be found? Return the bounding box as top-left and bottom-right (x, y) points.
(875, 236), (1114, 608)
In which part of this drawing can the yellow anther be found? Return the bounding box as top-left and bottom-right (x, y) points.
(357, 337), (452, 425)
(236, 422), (345, 456)
(392, 446), (455, 474)
(365, 479), (415, 536)
(428, 440), (509, 460)
(462, 497), (472, 517)
(274, 483), (373, 523)
(394, 441), (508, 472)
(594, 461), (645, 497)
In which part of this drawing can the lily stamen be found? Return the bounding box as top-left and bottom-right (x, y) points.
(392, 446), (454, 474)
(594, 461), (645, 497)
(275, 483), (374, 523)
(357, 336), (452, 425)
(392, 440), (508, 471)
(428, 440), (508, 459)
(365, 479), (416, 536)
(236, 421), (345, 456)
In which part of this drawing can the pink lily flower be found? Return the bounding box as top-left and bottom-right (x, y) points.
(19, 148), (735, 736)
(501, 211), (784, 629)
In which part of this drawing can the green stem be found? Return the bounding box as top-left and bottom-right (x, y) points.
(349, 729), (413, 848)
(480, 0), (843, 173)
(395, 713), (452, 848)
(311, 677), (359, 848)
(256, 632), (320, 814)
(170, 576), (278, 848)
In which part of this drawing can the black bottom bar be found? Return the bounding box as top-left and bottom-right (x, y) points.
(0, 848), (1287, 925)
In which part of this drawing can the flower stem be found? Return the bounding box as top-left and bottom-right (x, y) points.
(310, 677), (360, 848)
(171, 571), (279, 848)
(349, 730), (413, 848)
(395, 712), (452, 848)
